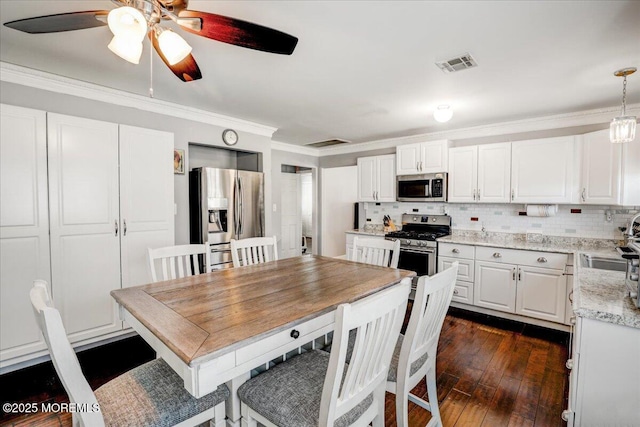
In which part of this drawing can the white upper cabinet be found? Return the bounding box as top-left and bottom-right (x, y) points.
(579, 129), (621, 204)
(511, 136), (578, 203)
(448, 142), (511, 203)
(0, 105), (51, 365)
(579, 128), (640, 206)
(358, 154), (396, 202)
(396, 140), (451, 175)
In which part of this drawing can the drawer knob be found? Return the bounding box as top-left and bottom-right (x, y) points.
(453, 289), (459, 295)
(493, 252), (502, 258)
(290, 329), (300, 339)
(537, 257), (548, 263)
(452, 248), (460, 254)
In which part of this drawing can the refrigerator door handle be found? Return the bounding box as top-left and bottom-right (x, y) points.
(239, 177), (244, 235)
(234, 177), (240, 237)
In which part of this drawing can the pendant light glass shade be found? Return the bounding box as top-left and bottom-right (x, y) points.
(610, 67), (637, 144)
(108, 36), (143, 64)
(108, 6), (147, 41)
(433, 105), (453, 123)
(157, 29), (192, 65)
(610, 116), (637, 144)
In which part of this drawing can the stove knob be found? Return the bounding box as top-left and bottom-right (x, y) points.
(403, 239), (411, 245)
(631, 273), (639, 281)
(419, 241), (427, 247)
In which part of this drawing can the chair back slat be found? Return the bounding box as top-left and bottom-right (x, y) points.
(399, 263), (458, 383)
(148, 244), (211, 283)
(29, 281), (105, 426)
(230, 236), (278, 268)
(320, 278), (410, 424)
(352, 236), (400, 268)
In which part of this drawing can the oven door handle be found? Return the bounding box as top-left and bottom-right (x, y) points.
(401, 248), (436, 255)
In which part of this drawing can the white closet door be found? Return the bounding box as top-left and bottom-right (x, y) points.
(48, 113), (122, 343)
(119, 125), (174, 288)
(280, 172), (302, 259)
(0, 105), (50, 363)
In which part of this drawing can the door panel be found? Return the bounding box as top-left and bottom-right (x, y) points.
(474, 261), (516, 313)
(448, 146), (477, 202)
(478, 142), (511, 203)
(0, 105), (50, 362)
(280, 173), (301, 259)
(237, 171), (264, 239)
(119, 125), (174, 288)
(516, 266), (566, 323)
(48, 113), (122, 343)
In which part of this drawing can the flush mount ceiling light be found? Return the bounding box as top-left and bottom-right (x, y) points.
(433, 105), (453, 123)
(610, 67), (637, 144)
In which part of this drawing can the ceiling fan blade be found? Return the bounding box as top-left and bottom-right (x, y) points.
(3, 11), (109, 34)
(177, 10), (298, 55)
(149, 31), (202, 82)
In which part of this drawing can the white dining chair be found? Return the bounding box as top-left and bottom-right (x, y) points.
(148, 244), (211, 282)
(386, 262), (459, 427)
(237, 278), (411, 427)
(230, 236), (278, 267)
(29, 280), (229, 427)
(352, 236), (400, 268)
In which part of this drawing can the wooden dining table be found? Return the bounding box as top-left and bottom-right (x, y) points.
(111, 255), (414, 426)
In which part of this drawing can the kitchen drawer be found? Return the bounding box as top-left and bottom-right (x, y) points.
(438, 242), (475, 259)
(438, 256), (474, 282)
(236, 312), (333, 366)
(452, 280), (473, 304)
(475, 246), (567, 269)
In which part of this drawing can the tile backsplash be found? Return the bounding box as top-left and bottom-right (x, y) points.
(363, 202), (639, 240)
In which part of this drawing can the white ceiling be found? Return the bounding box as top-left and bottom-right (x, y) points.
(1, 1), (639, 147)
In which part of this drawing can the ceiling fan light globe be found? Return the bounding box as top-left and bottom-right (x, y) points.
(610, 116), (637, 143)
(433, 105), (453, 123)
(108, 36), (143, 64)
(158, 30), (193, 65)
(108, 6), (147, 41)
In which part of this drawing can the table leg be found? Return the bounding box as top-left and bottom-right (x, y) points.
(225, 372), (251, 427)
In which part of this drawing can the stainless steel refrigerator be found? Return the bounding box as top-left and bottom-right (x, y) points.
(189, 167), (265, 269)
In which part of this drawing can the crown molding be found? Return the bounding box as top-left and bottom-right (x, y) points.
(271, 140), (320, 156)
(315, 103), (640, 156)
(0, 62), (277, 137)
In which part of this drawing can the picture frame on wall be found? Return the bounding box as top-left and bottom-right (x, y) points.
(174, 149), (185, 174)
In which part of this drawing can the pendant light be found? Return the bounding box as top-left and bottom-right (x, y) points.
(610, 67), (637, 144)
(107, 6), (148, 64)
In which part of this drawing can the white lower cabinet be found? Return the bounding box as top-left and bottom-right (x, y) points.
(0, 107), (174, 369)
(439, 242), (569, 326)
(565, 317), (640, 425)
(345, 232), (385, 261)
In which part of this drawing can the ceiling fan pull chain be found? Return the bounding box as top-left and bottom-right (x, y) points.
(149, 37), (154, 98)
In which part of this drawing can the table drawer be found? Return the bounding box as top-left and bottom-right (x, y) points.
(439, 256), (474, 282)
(452, 280), (473, 304)
(236, 312), (333, 366)
(438, 243), (475, 259)
(475, 246), (567, 269)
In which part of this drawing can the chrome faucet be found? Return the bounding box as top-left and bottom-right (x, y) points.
(625, 212), (640, 239)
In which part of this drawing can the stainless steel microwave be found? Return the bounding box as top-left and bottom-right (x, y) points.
(397, 173), (448, 202)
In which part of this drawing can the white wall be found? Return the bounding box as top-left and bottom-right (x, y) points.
(321, 166), (357, 256)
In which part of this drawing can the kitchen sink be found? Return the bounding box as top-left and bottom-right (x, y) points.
(579, 254), (626, 271)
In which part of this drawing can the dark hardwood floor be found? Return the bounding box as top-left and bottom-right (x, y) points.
(1, 307), (568, 427)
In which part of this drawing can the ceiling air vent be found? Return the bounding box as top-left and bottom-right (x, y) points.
(305, 139), (351, 148)
(435, 53), (478, 73)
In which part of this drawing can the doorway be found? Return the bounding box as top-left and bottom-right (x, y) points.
(280, 165), (316, 258)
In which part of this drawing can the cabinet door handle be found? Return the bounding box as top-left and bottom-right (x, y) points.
(512, 268), (516, 280)
(473, 189), (476, 201)
(114, 220), (119, 236)
(511, 189), (515, 201)
(518, 268), (522, 281)
(537, 257), (547, 263)
(123, 219), (127, 236)
(477, 188), (481, 201)
(569, 290), (574, 304)
(419, 161), (423, 171)
(492, 252), (502, 258)
(581, 188), (586, 202)
(452, 248), (460, 254)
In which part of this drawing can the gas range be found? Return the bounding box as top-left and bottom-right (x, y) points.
(385, 214), (452, 251)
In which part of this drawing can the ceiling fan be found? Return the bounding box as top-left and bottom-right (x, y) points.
(3, 0), (298, 82)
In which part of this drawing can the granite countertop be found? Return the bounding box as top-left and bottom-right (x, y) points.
(345, 228), (388, 237)
(437, 231), (640, 329)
